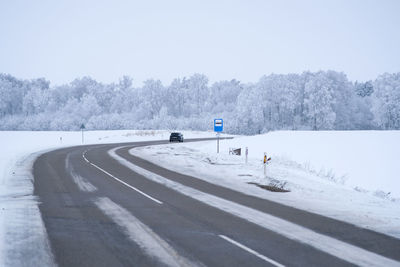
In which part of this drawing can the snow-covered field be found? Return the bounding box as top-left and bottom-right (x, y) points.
(133, 131), (400, 238)
(0, 130), (217, 266)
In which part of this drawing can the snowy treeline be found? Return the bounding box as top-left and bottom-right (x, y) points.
(0, 71), (399, 134)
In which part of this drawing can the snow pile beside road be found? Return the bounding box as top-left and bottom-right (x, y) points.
(133, 131), (400, 238)
(0, 130), (219, 266)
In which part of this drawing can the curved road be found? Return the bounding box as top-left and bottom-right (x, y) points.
(33, 138), (400, 267)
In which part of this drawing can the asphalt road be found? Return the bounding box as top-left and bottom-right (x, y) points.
(33, 138), (400, 267)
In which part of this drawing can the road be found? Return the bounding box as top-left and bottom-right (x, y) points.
(33, 138), (400, 267)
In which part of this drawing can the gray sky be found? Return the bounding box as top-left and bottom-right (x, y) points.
(0, 0), (399, 86)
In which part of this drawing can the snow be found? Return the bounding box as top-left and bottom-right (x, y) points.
(66, 154), (98, 192)
(132, 130), (400, 238)
(0, 129), (218, 266)
(110, 146), (400, 267)
(1, 129), (399, 265)
(0, 151), (55, 267)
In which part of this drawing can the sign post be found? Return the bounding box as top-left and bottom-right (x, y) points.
(80, 124), (85, 144)
(217, 133), (220, 153)
(214, 119), (223, 153)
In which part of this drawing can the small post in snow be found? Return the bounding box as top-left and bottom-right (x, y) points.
(263, 152), (267, 177)
(80, 124), (85, 144)
(245, 147), (248, 164)
(263, 153), (271, 177)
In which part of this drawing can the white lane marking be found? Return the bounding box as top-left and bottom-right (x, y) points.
(219, 235), (285, 267)
(110, 146), (400, 267)
(66, 154), (97, 192)
(94, 197), (196, 267)
(82, 151), (162, 205)
(82, 152), (90, 163)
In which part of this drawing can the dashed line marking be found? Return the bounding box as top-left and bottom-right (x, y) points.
(82, 150), (163, 205)
(219, 235), (285, 267)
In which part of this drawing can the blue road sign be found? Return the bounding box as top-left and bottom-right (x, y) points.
(214, 119), (223, 132)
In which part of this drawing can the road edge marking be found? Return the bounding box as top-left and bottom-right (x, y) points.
(82, 150), (163, 205)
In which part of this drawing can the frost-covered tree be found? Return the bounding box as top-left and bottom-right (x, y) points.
(139, 79), (165, 119)
(68, 77), (96, 100)
(355, 81), (374, 97)
(324, 71), (354, 130)
(186, 74), (209, 115)
(165, 78), (187, 117)
(304, 72), (336, 130)
(1, 71), (399, 132)
(0, 74), (27, 116)
(110, 76), (135, 114)
(208, 79), (242, 113)
(372, 73), (400, 129)
(22, 78), (50, 115)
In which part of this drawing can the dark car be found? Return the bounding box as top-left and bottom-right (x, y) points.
(169, 132), (184, 142)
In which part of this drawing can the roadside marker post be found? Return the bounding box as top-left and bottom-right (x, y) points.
(245, 147), (248, 164)
(263, 153), (272, 177)
(264, 153), (267, 176)
(80, 124), (85, 144)
(214, 119), (223, 153)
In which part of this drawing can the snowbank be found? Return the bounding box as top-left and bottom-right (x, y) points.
(205, 130), (400, 198)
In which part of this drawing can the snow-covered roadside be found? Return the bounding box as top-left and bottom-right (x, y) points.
(0, 150), (55, 266)
(132, 131), (400, 239)
(109, 147), (399, 267)
(0, 130), (219, 266)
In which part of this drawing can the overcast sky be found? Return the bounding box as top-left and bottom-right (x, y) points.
(0, 0), (399, 86)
